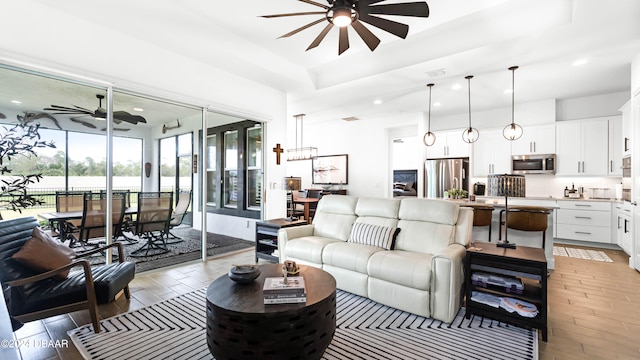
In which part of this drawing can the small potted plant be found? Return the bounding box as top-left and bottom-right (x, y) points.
(446, 188), (468, 199)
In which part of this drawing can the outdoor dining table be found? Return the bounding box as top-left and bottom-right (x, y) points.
(38, 207), (137, 242)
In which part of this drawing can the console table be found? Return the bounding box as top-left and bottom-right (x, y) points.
(206, 264), (336, 360)
(465, 241), (548, 341)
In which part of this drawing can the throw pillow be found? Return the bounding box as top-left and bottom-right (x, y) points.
(12, 227), (76, 280)
(348, 222), (398, 250)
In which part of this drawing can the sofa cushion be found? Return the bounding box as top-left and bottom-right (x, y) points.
(323, 241), (385, 274)
(312, 195), (359, 241)
(399, 198), (459, 225)
(367, 250), (433, 291)
(347, 222), (397, 250)
(12, 227), (76, 280)
(395, 198), (459, 254)
(355, 197), (400, 219)
(285, 236), (341, 264)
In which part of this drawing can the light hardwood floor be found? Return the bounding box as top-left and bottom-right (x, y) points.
(11, 246), (640, 360)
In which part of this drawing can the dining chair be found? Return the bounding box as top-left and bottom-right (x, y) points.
(129, 192), (173, 257)
(69, 193), (127, 252)
(306, 189), (323, 222)
(55, 191), (90, 246)
(499, 206), (552, 248)
(99, 190), (134, 243)
(166, 190), (192, 243)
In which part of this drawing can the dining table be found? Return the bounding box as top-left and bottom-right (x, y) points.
(38, 207), (137, 242)
(291, 196), (319, 224)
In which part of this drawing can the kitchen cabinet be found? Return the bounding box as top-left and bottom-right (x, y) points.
(510, 124), (556, 156)
(620, 100), (631, 156)
(609, 116), (622, 176)
(555, 119), (608, 176)
(472, 128), (511, 177)
(614, 202), (632, 255)
(427, 130), (470, 158)
(556, 200), (612, 244)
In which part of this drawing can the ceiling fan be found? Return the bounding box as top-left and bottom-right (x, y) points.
(262, 0), (429, 55)
(44, 94), (147, 125)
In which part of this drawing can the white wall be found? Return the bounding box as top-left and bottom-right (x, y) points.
(556, 91), (630, 121)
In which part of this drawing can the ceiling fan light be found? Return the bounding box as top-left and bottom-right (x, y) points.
(331, 7), (353, 27)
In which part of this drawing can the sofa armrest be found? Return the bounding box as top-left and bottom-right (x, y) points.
(277, 225), (314, 261)
(430, 244), (466, 323)
(6, 259), (93, 287)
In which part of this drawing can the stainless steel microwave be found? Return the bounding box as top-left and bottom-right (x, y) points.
(511, 154), (556, 174)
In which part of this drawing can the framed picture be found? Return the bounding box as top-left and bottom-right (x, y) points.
(312, 154), (348, 185)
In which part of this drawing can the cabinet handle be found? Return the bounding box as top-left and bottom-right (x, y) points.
(617, 216), (622, 229)
(624, 219), (629, 233)
(574, 204), (592, 207)
(574, 216), (592, 219)
(625, 137), (629, 152)
(533, 142), (536, 153)
(611, 160), (614, 172)
(575, 231), (592, 235)
(578, 161), (581, 173)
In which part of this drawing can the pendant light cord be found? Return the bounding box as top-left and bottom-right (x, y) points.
(466, 75), (473, 128)
(510, 66), (517, 126)
(427, 83), (433, 132)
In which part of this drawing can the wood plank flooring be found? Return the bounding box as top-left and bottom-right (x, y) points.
(10, 246), (640, 360)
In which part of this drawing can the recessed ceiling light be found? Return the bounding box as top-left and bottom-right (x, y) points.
(133, 107), (144, 112)
(373, 99), (382, 105)
(572, 58), (588, 66)
(10, 100), (22, 104)
(433, 102), (441, 107)
(451, 84), (462, 91)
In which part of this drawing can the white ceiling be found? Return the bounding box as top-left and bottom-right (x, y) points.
(1, 0), (640, 129)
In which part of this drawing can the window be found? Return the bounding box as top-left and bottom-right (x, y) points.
(203, 120), (262, 219)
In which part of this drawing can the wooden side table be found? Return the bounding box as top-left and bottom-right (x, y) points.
(255, 218), (307, 263)
(465, 241), (548, 341)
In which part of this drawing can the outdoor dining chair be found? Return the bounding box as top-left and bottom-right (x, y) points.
(128, 191), (173, 257)
(166, 189), (192, 244)
(68, 193), (127, 252)
(55, 191), (90, 246)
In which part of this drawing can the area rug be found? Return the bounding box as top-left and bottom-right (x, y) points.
(553, 246), (613, 262)
(86, 227), (254, 272)
(69, 289), (538, 360)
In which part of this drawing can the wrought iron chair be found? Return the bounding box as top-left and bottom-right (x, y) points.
(128, 192), (173, 257)
(166, 190), (192, 243)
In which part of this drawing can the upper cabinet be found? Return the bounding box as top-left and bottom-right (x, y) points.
(472, 128), (511, 177)
(426, 130), (470, 159)
(556, 119), (609, 176)
(608, 116), (622, 176)
(510, 124), (556, 156)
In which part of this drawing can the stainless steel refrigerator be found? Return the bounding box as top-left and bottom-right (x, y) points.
(424, 158), (469, 198)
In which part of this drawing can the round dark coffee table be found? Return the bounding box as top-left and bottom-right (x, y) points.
(206, 264), (336, 360)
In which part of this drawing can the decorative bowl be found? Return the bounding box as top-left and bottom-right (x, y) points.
(228, 265), (260, 284)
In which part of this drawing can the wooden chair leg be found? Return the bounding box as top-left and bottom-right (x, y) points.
(123, 285), (131, 300)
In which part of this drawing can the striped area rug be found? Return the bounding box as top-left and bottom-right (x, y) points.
(69, 289), (537, 360)
(553, 246), (613, 262)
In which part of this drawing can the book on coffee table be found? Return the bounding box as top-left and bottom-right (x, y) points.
(263, 276), (306, 295)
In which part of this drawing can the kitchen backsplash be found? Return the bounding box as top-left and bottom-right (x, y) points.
(470, 175), (622, 199)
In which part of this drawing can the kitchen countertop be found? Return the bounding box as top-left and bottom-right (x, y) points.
(475, 196), (619, 203)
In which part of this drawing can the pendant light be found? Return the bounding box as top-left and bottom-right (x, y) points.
(423, 83), (436, 146)
(461, 75), (479, 143)
(503, 66), (523, 141)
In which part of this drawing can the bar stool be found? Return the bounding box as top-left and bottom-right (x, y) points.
(464, 204), (494, 242)
(499, 206), (552, 248)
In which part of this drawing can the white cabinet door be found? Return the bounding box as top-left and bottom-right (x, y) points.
(582, 120), (608, 175)
(609, 116), (622, 176)
(555, 122), (582, 175)
(620, 100), (631, 156)
(426, 130), (470, 159)
(472, 129), (511, 176)
(511, 124), (556, 155)
(555, 119), (608, 176)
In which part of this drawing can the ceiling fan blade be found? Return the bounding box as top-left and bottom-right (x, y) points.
(367, 2), (430, 17)
(338, 26), (350, 55)
(297, 0), (330, 9)
(351, 20), (380, 51)
(261, 11), (326, 18)
(279, 18), (326, 38)
(307, 23), (334, 51)
(114, 111), (146, 124)
(358, 12), (409, 38)
(70, 117), (97, 128)
(44, 105), (93, 114)
(101, 128), (130, 132)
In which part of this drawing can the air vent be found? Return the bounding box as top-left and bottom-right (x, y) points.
(342, 116), (359, 122)
(426, 68), (446, 78)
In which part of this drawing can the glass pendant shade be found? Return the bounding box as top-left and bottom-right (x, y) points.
(423, 83), (436, 147)
(504, 66), (523, 141)
(423, 131), (436, 146)
(462, 75), (479, 144)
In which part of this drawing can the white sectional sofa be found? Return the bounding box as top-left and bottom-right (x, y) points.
(278, 195), (473, 323)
